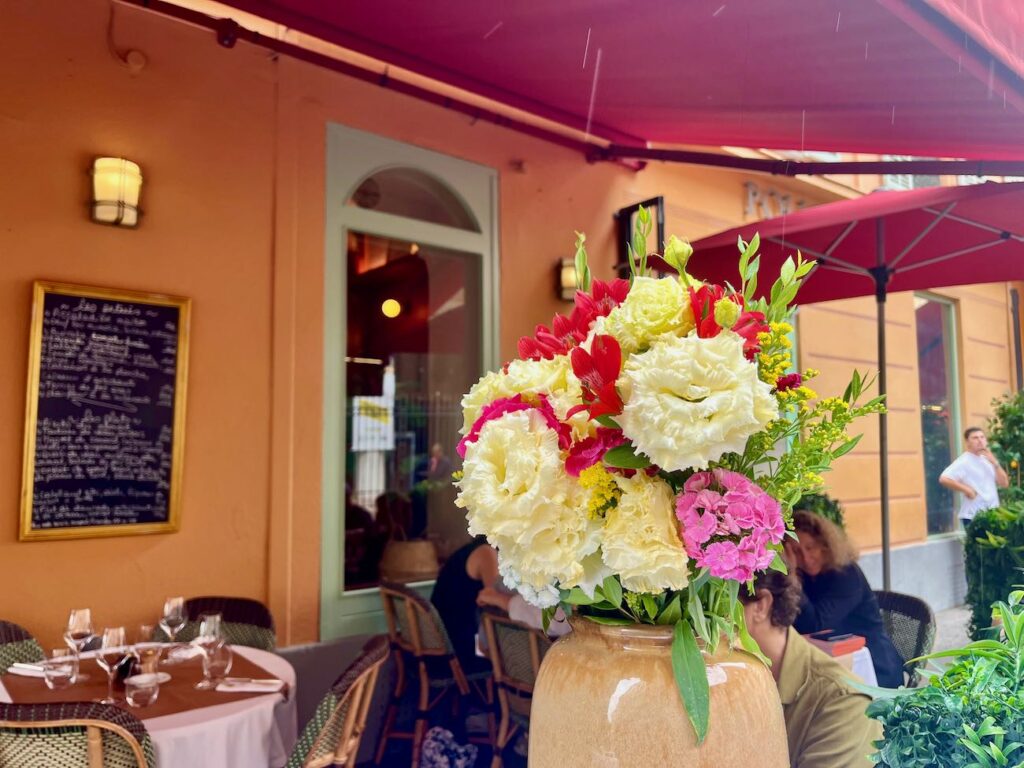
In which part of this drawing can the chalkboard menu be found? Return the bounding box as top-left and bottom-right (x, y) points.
(19, 282), (191, 541)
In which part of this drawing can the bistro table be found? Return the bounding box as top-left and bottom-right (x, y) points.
(0, 645), (297, 768)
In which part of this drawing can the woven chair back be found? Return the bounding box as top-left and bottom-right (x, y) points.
(481, 610), (550, 696)
(379, 581), (453, 657)
(286, 635), (388, 768)
(874, 589), (936, 685)
(0, 702), (154, 768)
(0, 621), (45, 674)
(155, 596), (276, 650)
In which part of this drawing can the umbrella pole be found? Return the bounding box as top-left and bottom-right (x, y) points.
(871, 219), (892, 591)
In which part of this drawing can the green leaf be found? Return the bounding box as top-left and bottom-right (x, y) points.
(562, 587), (600, 605)
(602, 576), (623, 609)
(671, 620), (710, 744)
(641, 593), (659, 621)
(585, 615), (634, 626)
(832, 435), (863, 459)
(603, 443), (652, 469)
(780, 256), (796, 284)
(658, 594), (683, 626)
(594, 414), (622, 429)
(768, 551), (789, 573)
(732, 601), (769, 665)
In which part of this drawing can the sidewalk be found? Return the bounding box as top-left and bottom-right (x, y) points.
(933, 604), (971, 653)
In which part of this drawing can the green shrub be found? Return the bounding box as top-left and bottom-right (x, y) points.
(868, 592), (1024, 768)
(964, 506), (1024, 640)
(796, 492), (845, 529)
(988, 390), (1024, 505)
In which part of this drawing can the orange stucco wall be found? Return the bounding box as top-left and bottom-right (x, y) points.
(3, 0), (1016, 647)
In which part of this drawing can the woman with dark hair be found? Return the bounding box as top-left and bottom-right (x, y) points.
(790, 510), (904, 688)
(739, 569), (881, 768)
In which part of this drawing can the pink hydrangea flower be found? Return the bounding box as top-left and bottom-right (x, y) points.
(676, 470), (784, 582)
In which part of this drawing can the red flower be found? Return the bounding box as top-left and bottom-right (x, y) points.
(575, 278), (630, 324)
(568, 335), (624, 420)
(565, 428), (626, 476)
(775, 373), (803, 392)
(689, 284), (769, 360)
(517, 279), (630, 362)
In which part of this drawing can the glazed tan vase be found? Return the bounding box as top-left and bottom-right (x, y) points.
(529, 618), (789, 767)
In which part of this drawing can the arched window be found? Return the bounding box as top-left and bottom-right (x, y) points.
(346, 167), (480, 232)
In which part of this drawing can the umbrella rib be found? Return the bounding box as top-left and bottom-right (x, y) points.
(895, 237), (1010, 274)
(824, 221), (858, 256)
(764, 236), (868, 274)
(889, 202), (957, 269)
(922, 207), (1024, 243)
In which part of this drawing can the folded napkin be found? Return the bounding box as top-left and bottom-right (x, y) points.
(8, 663), (45, 678)
(215, 678), (284, 693)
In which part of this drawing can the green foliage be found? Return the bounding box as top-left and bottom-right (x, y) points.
(989, 391), (1024, 506)
(965, 506), (1024, 640)
(796, 491), (846, 529)
(868, 593), (1024, 767)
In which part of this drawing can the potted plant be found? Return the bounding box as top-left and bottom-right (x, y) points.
(867, 591), (1024, 767)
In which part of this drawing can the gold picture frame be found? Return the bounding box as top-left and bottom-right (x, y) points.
(19, 281), (191, 541)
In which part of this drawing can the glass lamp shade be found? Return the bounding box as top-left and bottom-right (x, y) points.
(558, 258), (578, 301)
(91, 157), (142, 227)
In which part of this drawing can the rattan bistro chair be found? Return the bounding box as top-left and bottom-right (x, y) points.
(155, 596), (277, 650)
(375, 581), (494, 768)
(286, 635), (389, 768)
(0, 620), (45, 674)
(874, 590), (936, 687)
(0, 702), (155, 767)
(481, 609), (551, 768)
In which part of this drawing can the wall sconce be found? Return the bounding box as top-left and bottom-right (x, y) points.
(557, 257), (578, 301)
(91, 157), (143, 227)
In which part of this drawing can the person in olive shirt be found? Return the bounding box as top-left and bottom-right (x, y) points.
(740, 568), (881, 768)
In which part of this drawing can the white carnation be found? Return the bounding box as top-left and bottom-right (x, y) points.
(601, 276), (695, 354)
(456, 409), (602, 606)
(617, 331), (778, 472)
(459, 356), (588, 439)
(602, 473), (689, 594)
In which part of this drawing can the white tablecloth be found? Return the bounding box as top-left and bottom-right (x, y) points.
(0, 646), (297, 768)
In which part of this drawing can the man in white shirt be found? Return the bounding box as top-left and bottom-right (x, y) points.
(939, 426), (1009, 526)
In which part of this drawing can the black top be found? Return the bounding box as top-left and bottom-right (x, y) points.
(794, 563), (905, 688)
(430, 537), (489, 670)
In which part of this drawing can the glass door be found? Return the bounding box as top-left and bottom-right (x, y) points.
(321, 125), (498, 637)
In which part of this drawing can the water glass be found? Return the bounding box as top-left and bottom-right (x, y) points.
(125, 674), (161, 708)
(94, 627), (127, 705)
(42, 656), (75, 691)
(63, 608), (93, 682)
(196, 641), (233, 690)
(133, 642), (163, 675)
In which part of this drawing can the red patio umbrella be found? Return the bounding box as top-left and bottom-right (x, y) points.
(688, 181), (1024, 589)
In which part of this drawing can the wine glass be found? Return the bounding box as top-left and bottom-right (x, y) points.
(196, 642), (233, 690)
(94, 627), (128, 705)
(63, 608), (93, 683)
(159, 597), (187, 664)
(193, 613), (224, 691)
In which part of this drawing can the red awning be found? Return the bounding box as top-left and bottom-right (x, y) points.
(687, 181), (1024, 303)
(205, 0), (1024, 159)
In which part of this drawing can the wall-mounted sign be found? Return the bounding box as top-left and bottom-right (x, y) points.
(19, 282), (191, 541)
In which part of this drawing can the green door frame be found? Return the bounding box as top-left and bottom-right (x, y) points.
(320, 123), (499, 639)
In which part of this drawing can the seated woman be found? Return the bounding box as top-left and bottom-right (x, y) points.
(430, 535), (498, 672)
(790, 510), (904, 688)
(740, 569), (881, 768)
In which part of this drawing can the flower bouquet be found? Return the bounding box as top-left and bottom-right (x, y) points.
(454, 208), (884, 741)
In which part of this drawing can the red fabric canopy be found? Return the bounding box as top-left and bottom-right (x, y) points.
(688, 181), (1024, 303)
(211, 0), (1024, 158)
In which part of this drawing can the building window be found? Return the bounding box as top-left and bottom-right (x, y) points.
(882, 155), (941, 191)
(914, 294), (961, 535)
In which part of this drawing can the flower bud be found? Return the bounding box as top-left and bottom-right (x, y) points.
(663, 235), (693, 274)
(713, 298), (741, 329)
